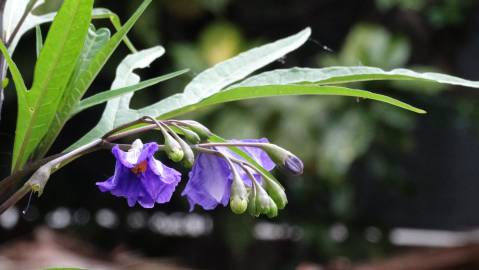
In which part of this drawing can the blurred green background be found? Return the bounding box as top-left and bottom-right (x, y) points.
(2, 0), (479, 269)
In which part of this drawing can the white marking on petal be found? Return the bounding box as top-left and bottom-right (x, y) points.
(126, 139), (143, 165)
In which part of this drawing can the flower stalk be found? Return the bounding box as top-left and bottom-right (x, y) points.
(0, 116), (302, 216)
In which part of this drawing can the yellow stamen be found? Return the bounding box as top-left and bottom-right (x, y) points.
(131, 160), (148, 175)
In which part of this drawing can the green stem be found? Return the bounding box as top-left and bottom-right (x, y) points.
(197, 142), (268, 148)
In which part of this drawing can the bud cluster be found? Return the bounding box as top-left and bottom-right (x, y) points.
(122, 117), (303, 218)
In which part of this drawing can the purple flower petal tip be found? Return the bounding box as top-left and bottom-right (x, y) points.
(285, 155), (304, 175)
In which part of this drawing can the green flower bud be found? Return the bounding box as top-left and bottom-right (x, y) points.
(247, 180), (280, 218)
(247, 188), (260, 217)
(182, 120), (212, 140)
(255, 183), (279, 218)
(180, 127), (201, 144)
(178, 138), (195, 168)
(263, 177), (288, 209)
(261, 144), (304, 175)
(230, 195), (248, 214)
(164, 133), (184, 162)
(229, 168), (248, 214)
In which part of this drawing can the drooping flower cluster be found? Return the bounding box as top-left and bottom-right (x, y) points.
(96, 120), (303, 217)
(181, 138), (275, 211)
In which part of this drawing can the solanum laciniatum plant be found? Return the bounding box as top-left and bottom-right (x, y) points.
(1, 0), (479, 218)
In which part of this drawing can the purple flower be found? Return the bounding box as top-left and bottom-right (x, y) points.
(181, 138), (275, 211)
(97, 139), (181, 208)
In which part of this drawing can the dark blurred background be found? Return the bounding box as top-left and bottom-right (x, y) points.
(2, 0), (479, 269)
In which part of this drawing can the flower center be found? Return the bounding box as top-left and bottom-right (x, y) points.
(131, 160), (148, 175)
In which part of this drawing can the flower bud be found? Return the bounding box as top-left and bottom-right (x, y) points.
(263, 177), (288, 209)
(229, 165), (248, 214)
(261, 144), (304, 175)
(254, 183), (278, 218)
(164, 133), (184, 162)
(257, 186), (278, 218)
(181, 120), (212, 140)
(180, 140), (195, 169)
(230, 195), (248, 214)
(173, 135), (195, 168)
(247, 189), (260, 217)
(180, 127), (201, 144)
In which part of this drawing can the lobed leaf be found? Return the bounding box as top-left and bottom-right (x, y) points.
(136, 27), (312, 119)
(66, 46), (166, 151)
(69, 28), (313, 150)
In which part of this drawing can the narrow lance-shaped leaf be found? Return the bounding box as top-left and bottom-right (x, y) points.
(35, 25), (43, 56)
(33, 0), (152, 160)
(0, 40), (28, 137)
(73, 69), (190, 115)
(33, 26), (110, 159)
(0, 40), (28, 100)
(12, 0), (93, 171)
(158, 84), (426, 120)
(227, 66), (479, 89)
(69, 27), (313, 150)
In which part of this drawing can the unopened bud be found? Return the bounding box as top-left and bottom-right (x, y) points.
(247, 189), (260, 217)
(261, 144), (304, 175)
(179, 127), (201, 144)
(263, 177), (288, 209)
(181, 120), (212, 140)
(164, 133), (184, 162)
(229, 168), (248, 214)
(230, 195), (248, 214)
(178, 138), (195, 168)
(255, 183), (278, 218)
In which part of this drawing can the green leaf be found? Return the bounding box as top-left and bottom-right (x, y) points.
(68, 26), (111, 87)
(32, 0), (151, 160)
(12, 0), (93, 171)
(66, 46), (166, 151)
(186, 27), (311, 103)
(35, 25), (43, 56)
(3, 0), (44, 50)
(136, 27), (311, 118)
(74, 69), (189, 115)
(158, 84), (426, 119)
(91, 8), (137, 52)
(227, 66), (479, 89)
(8, 6), (135, 54)
(32, 26), (110, 159)
(0, 40), (28, 98)
(69, 28), (312, 150)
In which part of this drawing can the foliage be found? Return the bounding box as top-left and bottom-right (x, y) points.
(0, 0), (479, 242)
